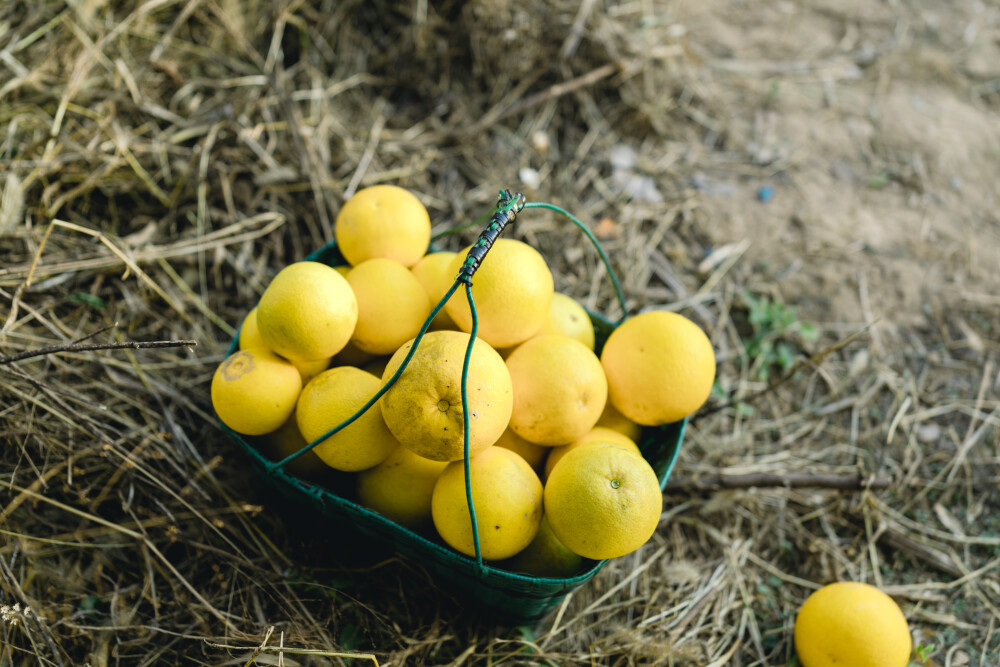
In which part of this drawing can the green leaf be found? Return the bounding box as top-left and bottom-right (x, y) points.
(70, 293), (106, 309)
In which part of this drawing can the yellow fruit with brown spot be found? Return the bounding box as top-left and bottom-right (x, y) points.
(431, 446), (543, 560)
(211, 348), (301, 436)
(506, 334), (607, 445)
(544, 442), (662, 560)
(334, 185), (431, 267)
(601, 311), (715, 425)
(346, 258), (430, 355)
(794, 582), (912, 667)
(380, 331), (513, 461)
(256, 261), (358, 362)
(295, 366), (398, 472)
(444, 239), (553, 349)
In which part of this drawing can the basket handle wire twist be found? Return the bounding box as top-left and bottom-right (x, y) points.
(266, 189), (628, 575)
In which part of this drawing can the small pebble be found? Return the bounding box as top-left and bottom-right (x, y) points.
(531, 131), (550, 152)
(917, 423), (942, 443)
(518, 167), (541, 190)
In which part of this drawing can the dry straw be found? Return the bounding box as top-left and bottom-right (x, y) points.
(1, 0), (997, 664)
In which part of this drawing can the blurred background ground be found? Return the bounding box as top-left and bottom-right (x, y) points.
(1, 0), (999, 664)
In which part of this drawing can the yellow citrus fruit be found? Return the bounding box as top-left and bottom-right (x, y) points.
(794, 582), (912, 667)
(334, 184), (431, 267)
(506, 334), (608, 445)
(543, 426), (640, 481)
(361, 355), (391, 378)
(545, 442), (662, 560)
(494, 427), (548, 473)
(444, 239), (554, 349)
(290, 356), (331, 385)
(356, 445), (448, 532)
(331, 341), (375, 368)
(346, 258), (431, 355)
(237, 307), (267, 351)
(596, 399), (643, 443)
(295, 366), (398, 471)
(537, 292), (595, 350)
(211, 348), (301, 436)
(239, 306), (331, 383)
(502, 516), (583, 578)
(380, 331), (513, 461)
(410, 251), (458, 330)
(431, 446), (543, 560)
(334, 265), (351, 278)
(601, 311), (715, 425)
(255, 412), (331, 482)
(257, 261), (358, 362)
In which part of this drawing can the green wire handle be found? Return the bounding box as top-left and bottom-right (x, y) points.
(265, 188), (624, 576)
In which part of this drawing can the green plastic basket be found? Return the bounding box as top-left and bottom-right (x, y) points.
(219, 239), (686, 622)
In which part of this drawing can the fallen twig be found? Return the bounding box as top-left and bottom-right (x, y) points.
(0, 339), (197, 365)
(664, 473), (892, 494)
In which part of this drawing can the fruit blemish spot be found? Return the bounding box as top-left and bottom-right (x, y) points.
(610, 478), (621, 489)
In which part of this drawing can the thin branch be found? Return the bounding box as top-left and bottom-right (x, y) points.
(664, 473), (892, 494)
(0, 339), (197, 365)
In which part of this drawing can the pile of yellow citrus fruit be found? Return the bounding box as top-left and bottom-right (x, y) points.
(211, 184), (717, 576)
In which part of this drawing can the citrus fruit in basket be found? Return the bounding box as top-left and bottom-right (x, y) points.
(380, 330), (513, 462)
(444, 238), (554, 349)
(506, 334), (607, 445)
(211, 348), (301, 436)
(537, 292), (595, 350)
(494, 427), (547, 473)
(502, 516), (583, 578)
(596, 399), (643, 443)
(334, 184), (431, 267)
(601, 310), (715, 426)
(296, 366), (398, 472)
(431, 446), (543, 560)
(345, 258), (431, 355)
(410, 251), (458, 330)
(794, 582), (912, 667)
(543, 426), (640, 481)
(256, 412), (330, 482)
(544, 442), (662, 560)
(356, 444), (448, 532)
(239, 306), (331, 383)
(256, 261), (358, 362)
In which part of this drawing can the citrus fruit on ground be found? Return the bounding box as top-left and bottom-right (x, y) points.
(380, 330), (513, 462)
(444, 238), (554, 348)
(794, 582), (912, 667)
(431, 446), (543, 560)
(257, 261), (358, 362)
(494, 427), (548, 473)
(346, 258), (431, 355)
(545, 442), (662, 560)
(295, 366), (398, 471)
(356, 445), (449, 532)
(601, 311), (715, 425)
(506, 334), (608, 445)
(543, 426), (640, 481)
(410, 251), (458, 330)
(255, 412), (331, 482)
(537, 292), (595, 350)
(596, 399), (643, 443)
(502, 516), (583, 578)
(334, 184), (431, 267)
(239, 306), (331, 383)
(211, 348), (301, 436)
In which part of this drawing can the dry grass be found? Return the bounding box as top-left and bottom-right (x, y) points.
(2, 0), (999, 665)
